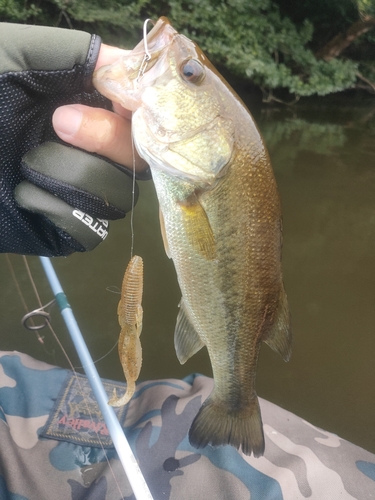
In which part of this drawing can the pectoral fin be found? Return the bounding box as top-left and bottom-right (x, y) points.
(179, 194), (216, 260)
(174, 299), (205, 364)
(263, 286), (292, 362)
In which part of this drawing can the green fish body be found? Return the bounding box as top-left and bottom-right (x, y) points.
(94, 17), (292, 457)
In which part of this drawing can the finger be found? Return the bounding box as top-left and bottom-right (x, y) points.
(95, 43), (130, 71)
(52, 104), (147, 173)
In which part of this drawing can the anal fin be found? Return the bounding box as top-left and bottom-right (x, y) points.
(174, 299), (205, 364)
(263, 285), (292, 362)
(159, 207), (171, 258)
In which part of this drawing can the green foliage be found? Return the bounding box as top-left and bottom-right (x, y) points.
(357, 0), (375, 18)
(52, 0), (147, 45)
(0, 0), (146, 46)
(167, 0), (358, 97)
(0, 0), (44, 23)
(277, 0), (359, 48)
(1, 0), (374, 98)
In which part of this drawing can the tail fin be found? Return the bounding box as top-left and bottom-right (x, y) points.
(189, 394), (265, 457)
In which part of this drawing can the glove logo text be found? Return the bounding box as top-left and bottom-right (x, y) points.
(72, 210), (109, 240)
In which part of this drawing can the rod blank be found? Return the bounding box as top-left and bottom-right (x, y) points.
(39, 256), (153, 500)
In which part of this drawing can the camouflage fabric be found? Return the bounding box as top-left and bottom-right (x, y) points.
(0, 351), (374, 500)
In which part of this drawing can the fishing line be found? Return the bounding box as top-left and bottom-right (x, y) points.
(22, 255), (43, 308)
(130, 125), (137, 260)
(5, 254), (29, 313)
(6, 254), (127, 498)
(88, 340), (119, 365)
(5, 254), (48, 346)
(12, 254), (117, 368)
(129, 19), (154, 257)
(42, 320), (126, 499)
(39, 256), (152, 498)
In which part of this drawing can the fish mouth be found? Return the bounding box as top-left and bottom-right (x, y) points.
(93, 18), (177, 110)
(135, 17), (177, 77)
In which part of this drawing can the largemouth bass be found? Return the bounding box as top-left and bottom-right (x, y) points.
(94, 17), (292, 457)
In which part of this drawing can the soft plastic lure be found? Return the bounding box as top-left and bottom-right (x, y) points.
(109, 255), (144, 407)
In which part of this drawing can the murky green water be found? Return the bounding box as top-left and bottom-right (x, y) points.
(1, 95), (375, 454)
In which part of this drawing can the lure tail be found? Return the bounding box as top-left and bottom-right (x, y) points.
(188, 393), (265, 457)
(108, 381), (136, 407)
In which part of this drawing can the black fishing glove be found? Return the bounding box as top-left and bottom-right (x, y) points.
(0, 23), (138, 257)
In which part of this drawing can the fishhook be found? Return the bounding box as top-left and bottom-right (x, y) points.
(137, 18), (155, 82)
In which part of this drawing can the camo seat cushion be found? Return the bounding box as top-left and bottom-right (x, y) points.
(0, 351), (374, 499)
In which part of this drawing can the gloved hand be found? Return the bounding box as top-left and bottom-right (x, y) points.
(0, 23), (144, 257)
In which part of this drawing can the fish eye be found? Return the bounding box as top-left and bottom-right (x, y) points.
(180, 58), (205, 84)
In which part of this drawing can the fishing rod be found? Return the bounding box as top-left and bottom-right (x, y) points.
(39, 256), (153, 500)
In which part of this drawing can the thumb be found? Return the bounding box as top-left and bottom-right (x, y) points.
(52, 104), (147, 173)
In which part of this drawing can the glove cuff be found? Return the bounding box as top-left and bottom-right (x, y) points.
(84, 34), (102, 93)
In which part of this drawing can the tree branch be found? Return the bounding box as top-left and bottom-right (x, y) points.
(315, 17), (375, 61)
(356, 71), (375, 92)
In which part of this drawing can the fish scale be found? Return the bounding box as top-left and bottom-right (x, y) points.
(94, 16), (292, 457)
